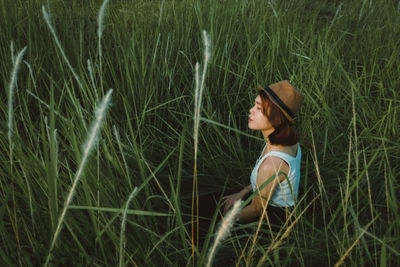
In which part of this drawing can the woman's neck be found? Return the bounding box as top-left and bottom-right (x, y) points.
(264, 135), (289, 153)
(261, 128), (274, 142)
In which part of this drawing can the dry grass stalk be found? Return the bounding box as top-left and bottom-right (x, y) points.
(8, 45), (27, 174)
(206, 200), (242, 267)
(44, 89), (113, 267)
(192, 30), (211, 259)
(97, 0), (110, 91)
(256, 193), (319, 266)
(333, 216), (378, 267)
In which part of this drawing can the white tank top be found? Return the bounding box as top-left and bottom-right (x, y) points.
(250, 143), (301, 207)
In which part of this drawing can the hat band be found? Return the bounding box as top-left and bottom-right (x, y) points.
(263, 86), (295, 119)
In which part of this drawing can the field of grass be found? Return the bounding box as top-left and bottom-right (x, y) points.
(1, 0), (399, 266)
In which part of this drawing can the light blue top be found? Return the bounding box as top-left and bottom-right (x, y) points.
(250, 143), (301, 207)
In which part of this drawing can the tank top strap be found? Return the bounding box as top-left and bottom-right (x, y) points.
(264, 151), (294, 164)
(264, 143), (300, 162)
(256, 152), (271, 168)
(256, 143), (300, 169)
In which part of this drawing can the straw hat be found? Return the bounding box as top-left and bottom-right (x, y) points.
(258, 80), (303, 123)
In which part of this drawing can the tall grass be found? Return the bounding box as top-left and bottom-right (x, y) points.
(41, 6), (83, 89)
(119, 187), (138, 267)
(5, 43), (26, 267)
(7, 45), (27, 167)
(97, 0), (110, 92)
(206, 199), (242, 267)
(44, 89), (113, 266)
(192, 29), (211, 261)
(0, 0), (399, 265)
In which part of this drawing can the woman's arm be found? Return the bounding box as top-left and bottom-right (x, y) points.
(221, 184), (252, 214)
(236, 156), (288, 223)
(237, 184), (253, 198)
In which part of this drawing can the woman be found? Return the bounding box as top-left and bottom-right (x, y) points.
(221, 80), (303, 225)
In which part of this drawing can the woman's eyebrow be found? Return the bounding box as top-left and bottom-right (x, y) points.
(256, 101), (262, 105)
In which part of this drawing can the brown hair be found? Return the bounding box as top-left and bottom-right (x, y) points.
(259, 90), (300, 146)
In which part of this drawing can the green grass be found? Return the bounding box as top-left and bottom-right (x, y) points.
(1, 0), (399, 265)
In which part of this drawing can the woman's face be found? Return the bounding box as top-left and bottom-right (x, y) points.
(248, 95), (273, 131)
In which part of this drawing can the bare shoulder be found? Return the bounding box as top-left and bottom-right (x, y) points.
(257, 156), (289, 184)
(277, 143), (298, 157)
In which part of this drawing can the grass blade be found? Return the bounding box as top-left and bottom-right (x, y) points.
(8, 45), (27, 166)
(119, 187), (138, 267)
(41, 6), (83, 89)
(44, 89), (113, 267)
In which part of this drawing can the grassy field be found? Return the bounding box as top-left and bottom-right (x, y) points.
(1, 0), (399, 266)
